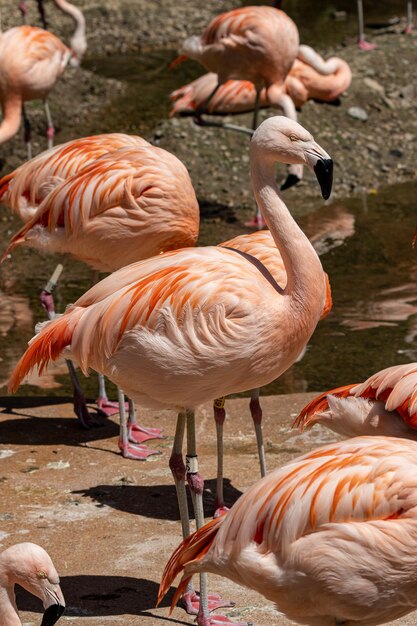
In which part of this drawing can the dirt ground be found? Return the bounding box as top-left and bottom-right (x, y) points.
(0, 394), (416, 626)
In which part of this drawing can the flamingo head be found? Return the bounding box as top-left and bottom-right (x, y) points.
(251, 116), (333, 199)
(1, 543), (65, 625)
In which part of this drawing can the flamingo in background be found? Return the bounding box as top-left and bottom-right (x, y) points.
(0, 25), (79, 159)
(2, 135), (200, 460)
(18, 0), (87, 60)
(294, 362), (417, 439)
(8, 116), (332, 625)
(159, 436), (417, 626)
(170, 46), (351, 117)
(0, 542), (65, 626)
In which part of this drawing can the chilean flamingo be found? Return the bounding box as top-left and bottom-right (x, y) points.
(0, 26), (76, 158)
(18, 0), (86, 60)
(179, 6), (299, 131)
(294, 362), (417, 439)
(8, 115), (333, 624)
(212, 229), (333, 514)
(0, 542), (65, 626)
(159, 436), (417, 626)
(3, 137), (199, 459)
(170, 48), (351, 117)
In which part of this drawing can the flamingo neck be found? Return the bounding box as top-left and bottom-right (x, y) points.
(0, 584), (21, 626)
(250, 154), (324, 312)
(54, 0), (86, 60)
(0, 95), (22, 146)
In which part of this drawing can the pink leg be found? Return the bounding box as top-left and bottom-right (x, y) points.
(213, 398), (229, 518)
(118, 388), (160, 460)
(249, 388), (266, 477)
(127, 399), (165, 443)
(358, 38), (377, 50)
(244, 206), (266, 229)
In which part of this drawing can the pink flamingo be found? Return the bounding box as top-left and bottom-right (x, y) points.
(8, 115), (333, 625)
(179, 5), (300, 130)
(0, 25), (78, 158)
(0, 542), (65, 625)
(3, 136), (200, 459)
(170, 47), (351, 117)
(159, 436), (417, 626)
(294, 362), (417, 439)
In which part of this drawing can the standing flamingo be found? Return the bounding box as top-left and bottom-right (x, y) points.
(3, 137), (200, 459)
(0, 25), (76, 158)
(179, 6), (299, 131)
(294, 362), (417, 439)
(159, 436), (417, 626)
(8, 116), (333, 625)
(0, 542), (65, 626)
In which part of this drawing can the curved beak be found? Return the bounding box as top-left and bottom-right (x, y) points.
(314, 158), (333, 200)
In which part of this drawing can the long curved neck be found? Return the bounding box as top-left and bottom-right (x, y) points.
(0, 584), (21, 626)
(0, 95), (22, 146)
(54, 0), (86, 58)
(250, 153), (324, 312)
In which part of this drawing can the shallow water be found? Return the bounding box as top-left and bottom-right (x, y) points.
(1, 180), (416, 399)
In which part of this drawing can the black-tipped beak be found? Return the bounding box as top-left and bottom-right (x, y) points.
(314, 158), (333, 200)
(280, 173), (301, 191)
(41, 604), (65, 626)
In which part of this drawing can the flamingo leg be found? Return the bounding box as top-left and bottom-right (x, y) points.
(18, 0), (27, 21)
(252, 87), (261, 130)
(44, 100), (54, 149)
(249, 388), (266, 477)
(117, 389), (160, 460)
(22, 104), (32, 161)
(36, 0), (48, 29)
(127, 398), (165, 444)
(357, 0), (376, 49)
(170, 411), (190, 539)
(213, 398), (229, 517)
(406, 1), (414, 33)
(193, 83), (254, 136)
(184, 410), (237, 622)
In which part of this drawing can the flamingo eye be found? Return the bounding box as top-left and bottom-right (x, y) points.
(37, 570), (48, 579)
(289, 134), (298, 142)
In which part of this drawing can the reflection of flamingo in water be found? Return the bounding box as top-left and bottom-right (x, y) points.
(159, 437), (417, 626)
(294, 362), (417, 439)
(9, 116), (333, 625)
(2, 133), (200, 460)
(170, 47), (352, 117)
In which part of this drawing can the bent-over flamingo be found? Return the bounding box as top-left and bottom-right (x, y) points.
(0, 26), (75, 158)
(9, 115), (333, 625)
(294, 362), (417, 439)
(159, 436), (417, 626)
(3, 137), (199, 458)
(0, 542), (65, 626)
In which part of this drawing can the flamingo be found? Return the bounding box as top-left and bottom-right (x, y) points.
(18, 0), (86, 60)
(8, 115), (333, 625)
(179, 6), (299, 131)
(170, 47), (352, 117)
(159, 436), (417, 626)
(0, 25), (78, 159)
(0, 542), (65, 626)
(212, 229), (333, 514)
(294, 362), (417, 439)
(2, 137), (200, 459)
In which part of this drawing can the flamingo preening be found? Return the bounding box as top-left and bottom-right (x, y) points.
(159, 436), (417, 626)
(2, 134), (200, 459)
(8, 115), (332, 625)
(0, 543), (65, 626)
(294, 362), (417, 439)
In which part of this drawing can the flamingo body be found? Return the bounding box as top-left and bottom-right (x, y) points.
(3, 142), (200, 272)
(294, 363), (417, 438)
(0, 133), (148, 222)
(159, 436), (417, 626)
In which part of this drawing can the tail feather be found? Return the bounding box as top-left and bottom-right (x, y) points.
(157, 514), (225, 613)
(8, 314), (75, 393)
(0, 172), (13, 201)
(293, 384), (357, 430)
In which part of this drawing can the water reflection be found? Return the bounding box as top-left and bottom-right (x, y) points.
(0, 180), (416, 397)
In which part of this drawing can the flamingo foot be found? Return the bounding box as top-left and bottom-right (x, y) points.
(118, 439), (161, 460)
(244, 214), (266, 228)
(358, 38), (376, 50)
(96, 396), (128, 417)
(197, 616), (250, 626)
(74, 394), (102, 429)
(182, 590), (235, 615)
(128, 423), (165, 444)
(213, 505), (229, 519)
(405, 25), (413, 34)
